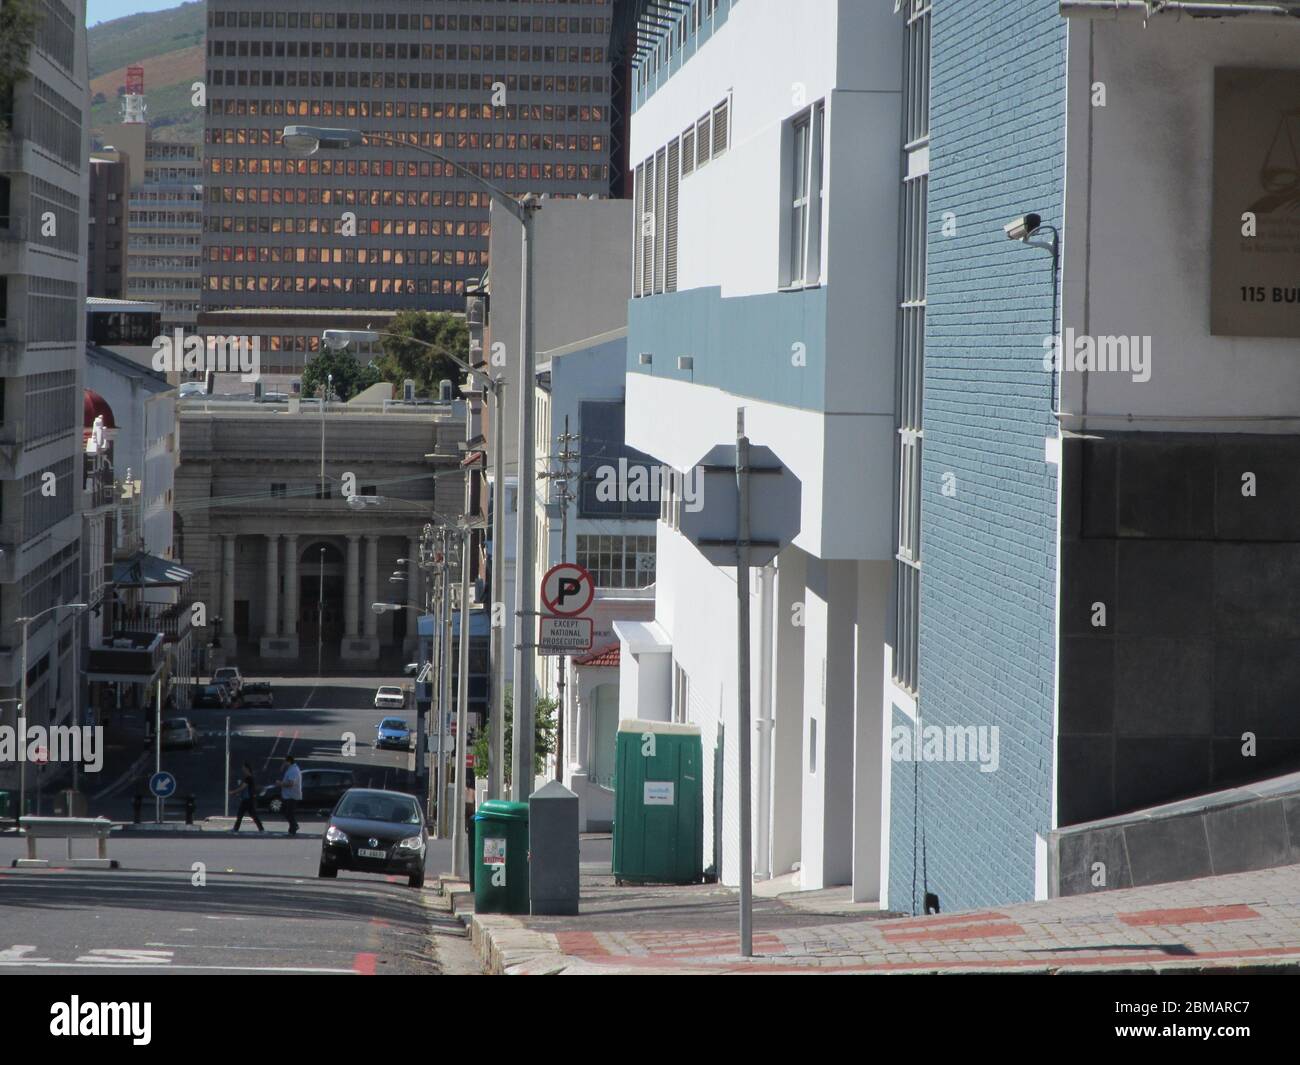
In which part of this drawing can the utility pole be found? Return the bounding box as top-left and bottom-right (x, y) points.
(511, 196), (541, 802)
(452, 522), (472, 877)
(543, 417), (580, 782)
(438, 528), (454, 837)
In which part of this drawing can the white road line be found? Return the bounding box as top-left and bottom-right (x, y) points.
(74, 949), (173, 964)
(0, 960), (357, 973)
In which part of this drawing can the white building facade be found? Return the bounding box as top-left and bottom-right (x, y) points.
(620, 0), (901, 896)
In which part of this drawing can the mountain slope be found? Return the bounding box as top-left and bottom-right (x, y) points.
(88, 0), (206, 144)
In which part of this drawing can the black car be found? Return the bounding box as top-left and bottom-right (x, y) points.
(258, 768), (355, 815)
(193, 684), (232, 709)
(319, 788), (428, 888)
(242, 682), (274, 708)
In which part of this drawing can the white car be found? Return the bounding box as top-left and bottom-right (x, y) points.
(213, 666), (243, 699)
(374, 685), (407, 710)
(178, 382), (207, 399)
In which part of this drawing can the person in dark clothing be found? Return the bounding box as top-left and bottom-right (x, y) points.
(229, 762), (265, 832)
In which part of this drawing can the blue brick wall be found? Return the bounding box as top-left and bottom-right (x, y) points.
(890, 0), (1065, 911)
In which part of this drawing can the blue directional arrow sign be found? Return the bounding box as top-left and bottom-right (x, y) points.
(149, 771), (177, 799)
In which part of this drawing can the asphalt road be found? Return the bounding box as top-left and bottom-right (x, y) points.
(82, 676), (427, 825)
(0, 833), (476, 974)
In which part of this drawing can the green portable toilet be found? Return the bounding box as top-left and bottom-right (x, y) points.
(612, 719), (703, 885)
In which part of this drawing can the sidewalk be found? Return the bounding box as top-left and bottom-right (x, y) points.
(454, 862), (1300, 975)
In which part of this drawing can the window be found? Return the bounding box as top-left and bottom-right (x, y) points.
(892, 0), (931, 695)
(665, 139), (679, 292)
(787, 102), (824, 287)
(576, 535), (656, 590)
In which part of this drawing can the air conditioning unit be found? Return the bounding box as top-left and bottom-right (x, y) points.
(403, 379), (416, 402)
(439, 379), (453, 402)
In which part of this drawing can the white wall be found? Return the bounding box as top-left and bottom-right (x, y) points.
(1063, 21), (1300, 431)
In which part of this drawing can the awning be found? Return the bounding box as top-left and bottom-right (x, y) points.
(1061, 1), (1300, 19)
(113, 550), (194, 588)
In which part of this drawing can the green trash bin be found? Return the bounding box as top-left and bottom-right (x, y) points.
(612, 720), (704, 885)
(473, 800), (530, 914)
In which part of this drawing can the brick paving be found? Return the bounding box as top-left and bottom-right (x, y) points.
(467, 863), (1300, 974)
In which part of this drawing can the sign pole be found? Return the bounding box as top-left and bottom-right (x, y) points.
(155, 678), (162, 824)
(736, 409), (754, 959)
(224, 715), (231, 818)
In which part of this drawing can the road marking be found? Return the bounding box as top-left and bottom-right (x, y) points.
(0, 960), (357, 973)
(262, 730), (286, 768)
(0, 946), (50, 962)
(92, 753), (149, 800)
(74, 949), (173, 964)
(353, 952), (378, 975)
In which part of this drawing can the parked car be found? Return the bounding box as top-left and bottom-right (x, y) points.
(318, 788), (427, 888)
(374, 685), (406, 710)
(192, 683), (232, 709)
(258, 767), (355, 815)
(178, 381), (207, 399)
(159, 717), (197, 750)
(213, 667), (244, 700)
(374, 717), (413, 751)
(241, 682), (274, 708)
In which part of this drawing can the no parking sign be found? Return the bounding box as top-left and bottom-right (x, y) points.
(540, 562), (594, 617)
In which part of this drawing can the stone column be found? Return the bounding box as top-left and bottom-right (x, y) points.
(283, 534), (299, 636)
(345, 535), (360, 638)
(221, 534), (236, 636)
(363, 535), (379, 637)
(264, 534), (280, 636)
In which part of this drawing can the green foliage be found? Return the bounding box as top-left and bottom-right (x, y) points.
(300, 348), (381, 402)
(87, 0), (205, 78)
(472, 687), (558, 786)
(0, 0), (42, 131)
(374, 311), (470, 398)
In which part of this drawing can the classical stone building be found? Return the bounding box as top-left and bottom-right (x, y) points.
(175, 390), (465, 671)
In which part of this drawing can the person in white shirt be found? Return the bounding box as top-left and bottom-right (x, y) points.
(278, 755), (303, 835)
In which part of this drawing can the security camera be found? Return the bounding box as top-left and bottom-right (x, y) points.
(1004, 213), (1042, 242)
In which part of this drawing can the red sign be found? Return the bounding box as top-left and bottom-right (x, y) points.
(541, 562), (595, 617)
(31, 746), (48, 765)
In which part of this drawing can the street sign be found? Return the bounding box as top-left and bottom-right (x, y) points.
(149, 771), (177, 799)
(538, 616), (593, 655)
(679, 442), (801, 567)
(540, 562), (595, 617)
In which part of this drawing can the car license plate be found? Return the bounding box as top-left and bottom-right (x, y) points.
(357, 847), (387, 859)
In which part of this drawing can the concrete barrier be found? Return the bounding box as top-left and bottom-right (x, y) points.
(15, 816), (118, 869)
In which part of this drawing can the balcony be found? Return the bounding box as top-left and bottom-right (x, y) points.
(87, 632), (165, 683)
(111, 599), (192, 643)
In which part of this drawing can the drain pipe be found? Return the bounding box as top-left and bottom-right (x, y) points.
(755, 561), (776, 880)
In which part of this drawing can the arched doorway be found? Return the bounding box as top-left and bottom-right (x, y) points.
(299, 541), (345, 662)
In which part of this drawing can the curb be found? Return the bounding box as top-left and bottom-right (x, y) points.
(471, 914), (576, 975)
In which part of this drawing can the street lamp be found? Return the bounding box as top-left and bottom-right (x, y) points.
(288, 124), (538, 803)
(15, 602), (87, 826)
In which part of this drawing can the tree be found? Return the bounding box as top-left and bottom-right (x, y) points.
(300, 347), (380, 402)
(374, 310), (470, 398)
(0, 0), (41, 134)
(472, 686), (557, 788)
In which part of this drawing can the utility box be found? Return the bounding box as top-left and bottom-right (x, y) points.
(529, 780), (579, 915)
(473, 800), (530, 914)
(612, 720), (704, 885)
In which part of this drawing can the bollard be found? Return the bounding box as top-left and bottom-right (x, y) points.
(528, 780), (579, 915)
(184, 795), (196, 825)
(132, 794), (143, 824)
